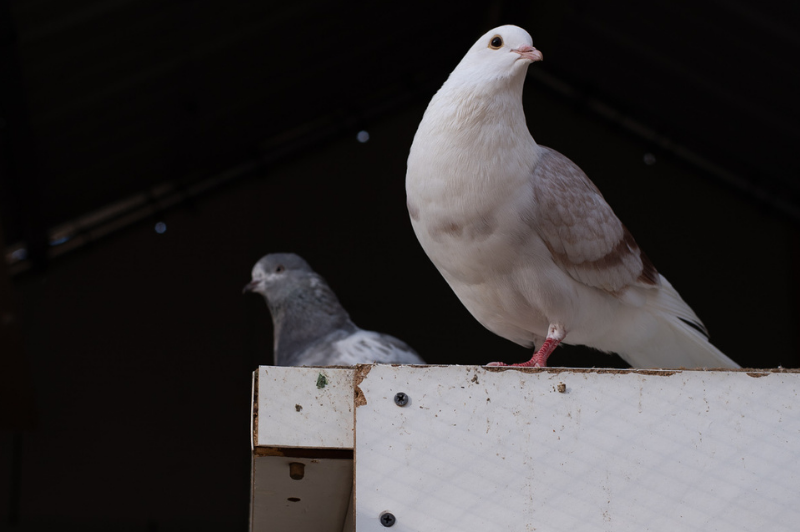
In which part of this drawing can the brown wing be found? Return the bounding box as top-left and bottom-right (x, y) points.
(526, 146), (659, 293)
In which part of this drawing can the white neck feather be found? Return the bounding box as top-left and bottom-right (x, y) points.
(408, 70), (539, 196)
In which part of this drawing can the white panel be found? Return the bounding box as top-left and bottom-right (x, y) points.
(354, 366), (800, 532)
(256, 366), (354, 449)
(252, 455), (353, 532)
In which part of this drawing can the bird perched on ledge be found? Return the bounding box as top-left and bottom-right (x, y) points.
(243, 253), (424, 366)
(405, 25), (738, 369)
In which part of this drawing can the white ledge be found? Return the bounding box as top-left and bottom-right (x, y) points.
(251, 365), (800, 532)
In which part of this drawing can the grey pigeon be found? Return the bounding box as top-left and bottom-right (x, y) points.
(243, 253), (424, 366)
(405, 25), (738, 369)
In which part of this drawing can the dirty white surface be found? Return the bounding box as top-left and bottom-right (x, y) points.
(354, 365), (800, 532)
(251, 455), (353, 532)
(255, 366), (354, 449)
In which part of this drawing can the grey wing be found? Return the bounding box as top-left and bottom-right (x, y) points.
(528, 146), (659, 293)
(329, 330), (425, 365)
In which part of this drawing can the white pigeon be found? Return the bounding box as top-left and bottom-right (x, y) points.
(405, 25), (738, 369)
(243, 253), (425, 366)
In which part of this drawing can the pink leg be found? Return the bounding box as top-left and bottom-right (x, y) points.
(486, 325), (565, 367)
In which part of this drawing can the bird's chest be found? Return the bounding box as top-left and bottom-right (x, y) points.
(410, 198), (512, 279)
(407, 148), (535, 280)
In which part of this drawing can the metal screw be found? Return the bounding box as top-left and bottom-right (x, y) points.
(394, 392), (408, 406)
(380, 512), (396, 527)
(289, 462), (305, 480)
(557, 382), (566, 393)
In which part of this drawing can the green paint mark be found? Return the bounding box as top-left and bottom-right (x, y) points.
(316, 373), (328, 389)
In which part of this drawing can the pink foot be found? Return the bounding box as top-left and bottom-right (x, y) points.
(485, 336), (561, 368)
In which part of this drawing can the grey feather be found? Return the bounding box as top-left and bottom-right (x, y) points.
(244, 253), (424, 366)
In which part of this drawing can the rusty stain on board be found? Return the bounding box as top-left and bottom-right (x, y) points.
(482, 366), (797, 375)
(482, 366), (679, 377)
(354, 365), (373, 407)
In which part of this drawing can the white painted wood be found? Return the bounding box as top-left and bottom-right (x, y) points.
(354, 366), (800, 532)
(251, 370), (256, 451)
(251, 455), (353, 532)
(255, 366), (354, 449)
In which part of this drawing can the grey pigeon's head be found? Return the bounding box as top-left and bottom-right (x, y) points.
(243, 253), (356, 365)
(243, 252), (316, 301)
(243, 252), (349, 319)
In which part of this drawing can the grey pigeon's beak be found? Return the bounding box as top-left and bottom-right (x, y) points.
(242, 280), (260, 294)
(512, 45), (543, 63)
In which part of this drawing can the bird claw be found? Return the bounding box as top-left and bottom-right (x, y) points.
(484, 360), (546, 367)
(486, 330), (563, 367)
(484, 356), (548, 368)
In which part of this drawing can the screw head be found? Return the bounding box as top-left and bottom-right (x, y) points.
(557, 382), (566, 393)
(289, 462), (305, 480)
(394, 392), (409, 406)
(380, 512), (396, 527)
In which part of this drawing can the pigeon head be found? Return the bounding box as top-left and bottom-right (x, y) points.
(452, 25), (542, 83)
(243, 252), (315, 299)
(244, 253), (356, 360)
(243, 252), (348, 318)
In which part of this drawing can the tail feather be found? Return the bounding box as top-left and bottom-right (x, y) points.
(615, 275), (739, 369)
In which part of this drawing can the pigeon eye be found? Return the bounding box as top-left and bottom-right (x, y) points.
(489, 36), (503, 49)
(275, 265), (285, 273)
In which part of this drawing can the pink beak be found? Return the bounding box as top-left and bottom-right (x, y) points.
(513, 44), (543, 63)
(242, 280), (260, 294)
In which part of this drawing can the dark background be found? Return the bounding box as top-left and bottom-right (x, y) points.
(1, 0), (799, 529)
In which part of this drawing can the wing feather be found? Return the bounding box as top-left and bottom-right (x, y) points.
(529, 146), (659, 293)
